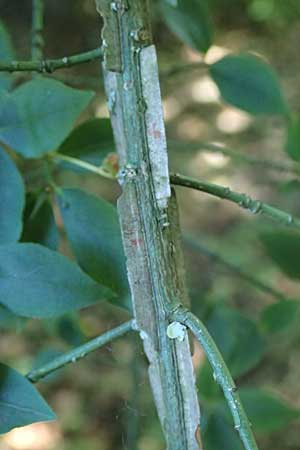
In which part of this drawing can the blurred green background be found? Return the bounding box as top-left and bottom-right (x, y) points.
(1, 0), (300, 449)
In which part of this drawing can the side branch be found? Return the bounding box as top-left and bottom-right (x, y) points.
(0, 48), (102, 73)
(171, 173), (300, 230)
(26, 320), (133, 383)
(169, 306), (259, 450)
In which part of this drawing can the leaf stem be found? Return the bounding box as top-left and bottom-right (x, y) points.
(0, 48), (103, 73)
(184, 234), (285, 301)
(49, 153), (116, 180)
(31, 0), (44, 61)
(169, 305), (259, 450)
(26, 320), (134, 383)
(171, 173), (300, 231)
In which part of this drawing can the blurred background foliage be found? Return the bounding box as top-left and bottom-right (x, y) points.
(1, 0), (300, 449)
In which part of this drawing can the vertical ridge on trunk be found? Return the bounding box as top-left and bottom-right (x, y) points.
(95, 1), (202, 448)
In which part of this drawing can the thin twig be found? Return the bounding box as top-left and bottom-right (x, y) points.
(26, 320), (134, 383)
(171, 173), (300, 230)
(49, 153), (115, 179)
(0, 48), (103, 73)
(184, 234), (285, 301)
(169, 305), (259, 450)
(51, 155), (300, 231)
(31, 0), (44, 60)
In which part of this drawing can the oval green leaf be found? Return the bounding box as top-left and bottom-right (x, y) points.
(0, 363), (56, 433)
(58, 188), (130, 310)
(0, 147), (25, 245)
(210, 53), (288, 115)
(0, 79), (94, 158)
(260, 229), (300, 279)
(0, 243), (115, 318)
(160, 0), (213, 53)
(58, 118), (115, 169)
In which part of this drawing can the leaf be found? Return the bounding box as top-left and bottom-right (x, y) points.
(260, 300), (300, 334)
(210, 53), (288, 115)
(0, 304), (24, 331)
(0, 79), (94, 158)
(0, 363), (56, 433)
(160, 0), (213, 53)
(0, 147), (25, 245)
(21, 194), (58, 250)
(206, 305), (265, 377)
(0, 243), (115, 318)
(239, 388), (299, 433)
(58, 188), (130, 309)
(0, 20), (15, 91)
(58, 118), (115, 169)
(260, 229), (300, 279)
(286, 113), (300, 161)
(203, 412), (243, 450)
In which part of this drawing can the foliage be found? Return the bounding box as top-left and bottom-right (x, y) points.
(1, 0), (300, 448)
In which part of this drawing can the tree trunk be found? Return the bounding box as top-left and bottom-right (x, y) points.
(95, 1), (202, 448)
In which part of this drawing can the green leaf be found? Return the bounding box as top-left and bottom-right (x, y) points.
(0, 304), (24, 331)
(0, 363), (56, 433)
(260, 300), (300, 334)
(239, 388), (299, 433)
(260, 229), (300, 279)
(207, 305), (265, 377)
(203, 412), (243, 450)
(286, 113), (300, 161)
(0, 147), (25, 245)
(0, 243), (114, 318)
(58, 188), (130, 310)
(0, 79), (94, 158)
(0, 20), (15, 91)
(21, 194), (58, 250)
(58, 118), (115, 169)
(210, 53), (287, 115)
(160, 0), (213, 53)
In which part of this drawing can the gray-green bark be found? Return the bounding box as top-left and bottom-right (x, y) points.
(95, 1), (201, 449)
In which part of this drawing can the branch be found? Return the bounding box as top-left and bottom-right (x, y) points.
(50, 153), (115, 179)
(31, 0), (44, 60)
(171, 173), (300, 231)
(170, 140), (300, 177)
(184, 234), (285, 301)
(0, 48), (103, 73)
(26, 320), (134, 383)
(169, 305), (259, 450)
